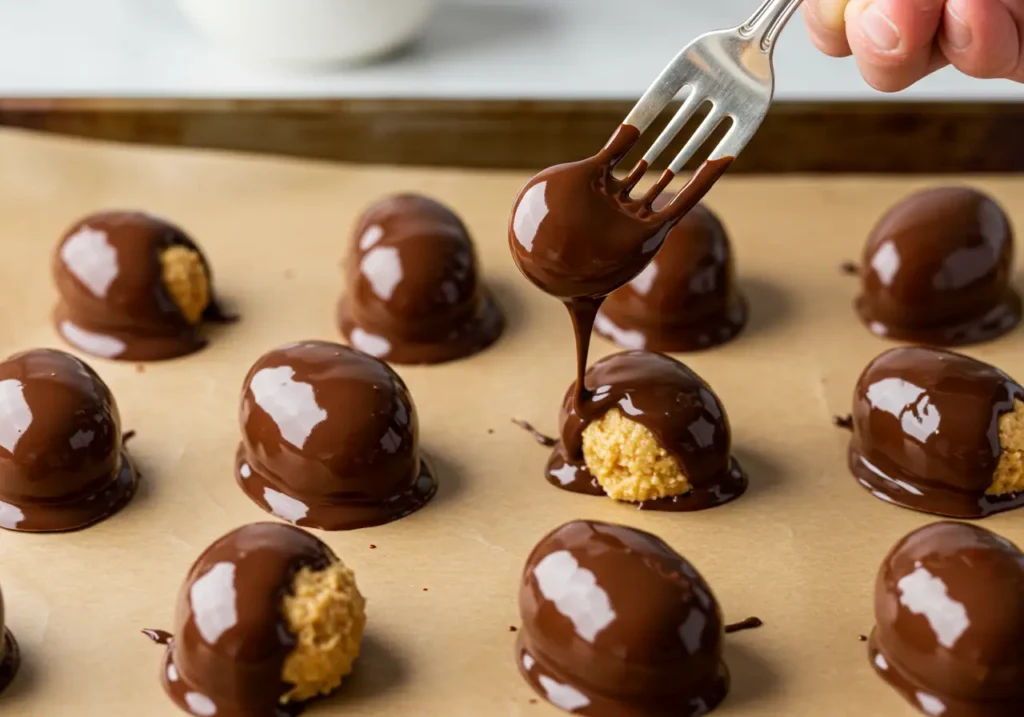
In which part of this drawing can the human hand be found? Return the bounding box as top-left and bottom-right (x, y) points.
(803, 0), (1024, 91)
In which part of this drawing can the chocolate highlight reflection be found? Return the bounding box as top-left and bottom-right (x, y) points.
(0, 586), (19, 695)
(596, 202), (746, 352)
(847, 346), (1024, 518)
(870, 521), (1024, 717)
(0, 348), (137, 532)
(157, 522), (366, 716)
(855, 187), (1020, 346)
(54, 210), (232, 361)
(518, 520), (729, 716)
(547, 351), (746, 511)
(338, 194), (504, 364)
(236, 340), (436, 530)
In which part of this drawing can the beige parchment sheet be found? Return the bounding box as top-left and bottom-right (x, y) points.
(0, 128), (1023, 717)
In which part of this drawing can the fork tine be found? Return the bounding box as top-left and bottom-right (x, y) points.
(709, 119), (759, 162)
(622, 48), (696, 133)
(639, 86), (702, 167)
(667, 107), (726, 175)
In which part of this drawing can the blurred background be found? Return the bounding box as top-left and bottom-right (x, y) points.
(0, 0), (1020, 172)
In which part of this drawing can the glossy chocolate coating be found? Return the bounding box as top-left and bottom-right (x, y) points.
(508, 125), (734, 480)
(870, 521), (1024, 716)
(236, 340), (435, 530)
(517, 520), (728, 716)
(855, 187), (1020, 346)
(0, 587), (19, 695)
(596, 202), (746, 352)
(338, 194), (504, 365)
(848, 346), (1024, 518)
(160, 522), (336, 717)
(0, 348), (137, 532)
(53, 210), (228, 361)
(546, 351), (746, 511)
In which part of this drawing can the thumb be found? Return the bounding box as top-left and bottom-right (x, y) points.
(845, 0), (947, 91)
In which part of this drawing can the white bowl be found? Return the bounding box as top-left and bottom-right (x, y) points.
(177, 0), (439, 67)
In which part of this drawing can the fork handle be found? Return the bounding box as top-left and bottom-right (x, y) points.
(740, 0), (805, 52)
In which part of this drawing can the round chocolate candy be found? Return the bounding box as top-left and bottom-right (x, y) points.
(847, 346), (1024, 518)
(855, 187), (1020, 346)
(870, 521), (1024, 717)
(596, 203), (746, 352)
(546, 350), (747, 511)
(235, 340), (436, 530)
(0, 348), (137, 532)
(517, 520), (729, 716)
(338, 194), (504, 364)
(53, 210), (229, 361)
(0, 585), (19, 695)
(159, 522), (365, 716)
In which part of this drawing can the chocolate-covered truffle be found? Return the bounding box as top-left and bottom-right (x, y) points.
(338, 194), (504, 364)
(848, 346), (1024, 518)
(0, 586), (19, 695)
(870, 521), (1024, 716)
(0, 348), (137, 532)
(855, 187), (1020, 346)
(236, 340), (436, 530)
(546, 350), (746, 511)
(518, 520), (729, 716)
(54, 210), (230, 361)
(596, 202), (746, 352)
(158, 522), (366, 716)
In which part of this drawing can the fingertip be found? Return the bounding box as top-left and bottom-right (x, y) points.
(939, 0), (1021, 79)
(803, 3), (853, 57)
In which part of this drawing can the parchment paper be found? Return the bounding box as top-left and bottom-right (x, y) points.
(1, 128), (1023, 717)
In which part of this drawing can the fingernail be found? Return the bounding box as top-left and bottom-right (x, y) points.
(944, 2), (972, 51)
(859, 3), (901, 52)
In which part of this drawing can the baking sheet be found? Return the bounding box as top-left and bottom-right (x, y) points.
(1, 127), (1023, 717)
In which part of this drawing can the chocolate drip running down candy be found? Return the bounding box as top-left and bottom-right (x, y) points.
(518, 520), (729, 716)
(236, 340), (436, 530)
(0, 348), (137, 532)
(855, 187), (1020, 346)
(338, 193), (504, 364)
(156, 522), (366, 716)
(0, 585), (19, 695)
(546, 350), (746, 511)
(847, 346), (1024, 518)
(596, 202), (747, 352)
(53, 210), (233, 361)
(870, 521), (1024, 717)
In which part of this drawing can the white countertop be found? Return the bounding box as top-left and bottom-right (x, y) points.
(1, 0), (1021, 101)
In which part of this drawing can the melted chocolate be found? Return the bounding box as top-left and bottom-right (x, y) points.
(53, 210), (231, 361)
(0, 348), (137, 532)
(596, 202), (746, 352)
(236, 340), (436, 530)
(338, 194), (504, 364)
(518, 520), (728, 716)
(855, 187), (1020, 346)
(0, 587), (19, 695)
(512, 419), (557, 448)
(724, 617), (763, 634)
(508, 124), (735, 506)
(142, 629), (173, 645)
(848, 346), (1024, 518)
(546, 351), (746, 511)
(870, 521), (1024, 716)
(832, 415), (853, 431)
(158, 522), (336, 717)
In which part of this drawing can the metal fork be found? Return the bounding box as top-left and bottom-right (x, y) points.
(623, 0), (805, 179)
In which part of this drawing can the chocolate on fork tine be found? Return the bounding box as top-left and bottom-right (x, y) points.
(617, 0), (805, 209)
